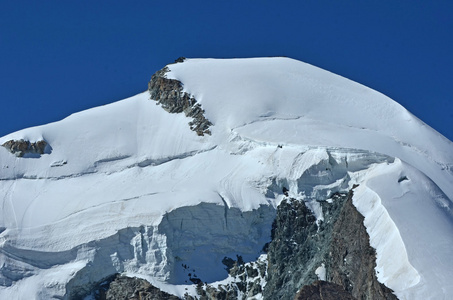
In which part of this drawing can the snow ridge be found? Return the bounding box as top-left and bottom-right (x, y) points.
(0, 57), (452, 299)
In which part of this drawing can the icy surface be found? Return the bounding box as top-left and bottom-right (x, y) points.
(0, 57), (452, 299)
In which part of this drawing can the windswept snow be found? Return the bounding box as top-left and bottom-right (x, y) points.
(0, 57), (452, 299)
(352, 159), (453, 298)
(167, 58), (453, 203)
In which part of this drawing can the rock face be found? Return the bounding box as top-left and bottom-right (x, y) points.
(185, 255), (268, 300)
(327, 192), (397, 300)
(91, 274), (180, 300)
(264, 191), (397, 300)
(148, 58), (212, 136)
(294, 280), (357, 300)
(263, 196), (320, 298)
(1, 139), (49, 157)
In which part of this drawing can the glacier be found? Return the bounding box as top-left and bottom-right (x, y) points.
(0, 57), (452, 299)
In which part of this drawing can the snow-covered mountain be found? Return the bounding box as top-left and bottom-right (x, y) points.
(0, 57), (452, 299)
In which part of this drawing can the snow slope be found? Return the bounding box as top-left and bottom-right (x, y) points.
(0, 57), (452, 299)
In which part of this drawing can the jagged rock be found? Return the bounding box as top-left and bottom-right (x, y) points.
(327, 194), (397, 300)
(264, 197), (321, 299)
(184, 256), (267, 300)
(294, 280), (356, 300)
(174, 57), (186, 63)
(264, 191), (398, 300)
(148, 63), (212, 136)
(2, 139), (49, 157)
(91, 274), (180, 300)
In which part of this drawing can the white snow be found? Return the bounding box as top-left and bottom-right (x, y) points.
(0, 57), (452, 299)
(315, 263), (326, 281)
(351, 158), (453, 299)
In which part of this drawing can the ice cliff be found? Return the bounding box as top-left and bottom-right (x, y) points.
(0, 57), (452, 299)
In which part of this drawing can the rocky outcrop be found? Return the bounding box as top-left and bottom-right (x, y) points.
(2, 139), (49, 157)
(87, 257), (268, 300)
(264, 191), (398, 300)
(90, 274), (179, 300)
(327, 193), (397, 299)
(294, 280), (357, 300)
(263, 196), (328, 299)
(184, 255), (267, 300)
(148, 58), (212, 136)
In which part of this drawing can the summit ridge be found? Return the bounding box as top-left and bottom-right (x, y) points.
(0, 57), (452, 299)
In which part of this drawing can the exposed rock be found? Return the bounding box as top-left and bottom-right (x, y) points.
(184, 256), (267, 300)
(2, 139), (49, 157)
(174, 57), (186, 63)
(89, 256), (267, 300)
(294, 280), (357, 300)
(90, 274), (180, 300)
(327, 193), (397, 300)
(263, 196), (324, 299)
(264, 191), (398, 300)
(148, 63), (212, 136)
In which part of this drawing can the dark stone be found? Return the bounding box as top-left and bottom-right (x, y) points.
(282, 186), (289, 196)
(2, 139), (50, 157)
(174, 57), (186, 63)
(189, 277), (202, 284)
(294, 280), (357, 300)
(222, 257), (235, 272)
(264, 197), (321, 299)
(327, 195), (397, 300)
(148, 64), (212, 136)
(264, 191), (398, 300)
(185, 254), (267, 299)
(90, 274), (180, 300)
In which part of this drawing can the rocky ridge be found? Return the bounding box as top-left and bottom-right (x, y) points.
(90, 274), (179, 300)
(263, 190), (397, 300)
(184, 255), (267, 300)
(327, 191), (397, 299)
(294, 280), (357, 300)
(1, 139), (49, 157)
(148, 58), (212, 136)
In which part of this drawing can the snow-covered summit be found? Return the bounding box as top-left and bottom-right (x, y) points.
(166, 58), (453, 198)
(0, 57), (452, 299)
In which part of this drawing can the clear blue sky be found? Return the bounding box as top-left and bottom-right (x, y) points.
(1, 1), (452, 141)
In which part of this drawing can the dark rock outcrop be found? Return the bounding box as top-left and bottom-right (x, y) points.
(90, 274), (180, 300)
(294, 280), (357, 300)
(90, 256), (268, 300)
(184, 256), (267, 300)
(263, 196), (330, 299)
(327, 193), (397, 300)
(264, 191), (398, 300)
(2, 139), (49, 157)
(148, 61), (212, 136)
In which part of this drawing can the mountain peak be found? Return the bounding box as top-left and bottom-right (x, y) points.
(0, 57), (452, 299)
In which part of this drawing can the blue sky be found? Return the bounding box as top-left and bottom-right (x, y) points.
(1, 1), (452, 141)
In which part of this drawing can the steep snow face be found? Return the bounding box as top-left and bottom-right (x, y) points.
(167, 58), (453, 202)
(352, 159), (453, 299)
(0, 57), (452, 299)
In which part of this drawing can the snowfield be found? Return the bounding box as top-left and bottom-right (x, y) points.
(0, 57), (452, 299)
